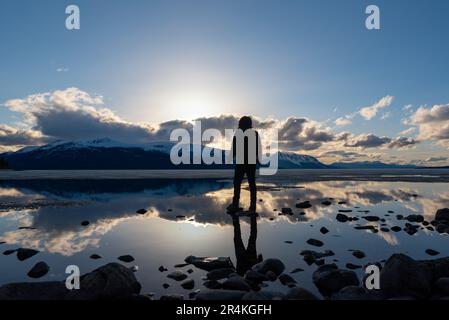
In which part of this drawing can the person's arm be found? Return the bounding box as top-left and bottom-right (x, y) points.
(256, 131), (262, 165)
(232, 135), (236, 161)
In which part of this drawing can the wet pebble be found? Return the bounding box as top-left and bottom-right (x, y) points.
(17, 248), (39, 261)
(27, 261), (49, 278)
(320, 226), (329, 234)
(180, 278), (195, 290)
(90, 254), (102, 260)
(118, 255), (135, 263)
(425, 249), (440, 256)
(306, 238), (324, 247)
(352, 250), (366, 259)
(167, 270), (188, 281)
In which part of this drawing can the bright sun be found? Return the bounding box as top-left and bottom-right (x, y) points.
(164, 89), (228, 120)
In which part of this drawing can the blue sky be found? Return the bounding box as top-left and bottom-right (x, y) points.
(1, 0), (449, 164)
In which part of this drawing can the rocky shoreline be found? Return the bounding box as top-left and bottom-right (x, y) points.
(1, 252), (449, 300)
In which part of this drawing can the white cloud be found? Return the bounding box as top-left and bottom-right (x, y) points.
(335, 116), (353, 126)
(399, 127), (416, 136)
(359, 95), (394, 120)
(409, 103), (449, 146)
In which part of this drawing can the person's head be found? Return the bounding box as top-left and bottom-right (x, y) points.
(238, 116), (253, 131)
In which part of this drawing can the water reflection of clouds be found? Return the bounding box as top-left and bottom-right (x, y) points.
(0, 180), (448, 255)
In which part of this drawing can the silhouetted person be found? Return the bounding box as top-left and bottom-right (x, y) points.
(227, 116), (260, 213)
(232, 215), (262, 276)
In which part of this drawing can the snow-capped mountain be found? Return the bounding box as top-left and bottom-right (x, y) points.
(277, 151), (328, 169)
(1, 138), (329, 170)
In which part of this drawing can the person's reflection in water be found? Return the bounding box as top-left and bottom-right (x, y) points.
(232, 215), (263, 276)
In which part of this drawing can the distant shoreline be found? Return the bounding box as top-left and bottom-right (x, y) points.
(2, 168), (449, 182)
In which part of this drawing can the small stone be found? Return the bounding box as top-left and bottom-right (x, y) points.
(405, 214), (424, 223)
(17, 248), (39, 261)
(180, 278), (195, 290)
(338, 201), (347, 205)
(320, 227), (329, 234)
(81, 221), (89, 226)
(336, 213), (349, 223)
(346, 263), (362, 270)
(391, 226), (402, 232)
(187, 269), (194, 274)
(90, 254), (102, 260)
(425, 249), (440, 256)
(158, 266), (168, 272)
(380, 227), (390, 232)
(252, 258), (285, 276)
(3, 249), (16, 255)
(167, 270), (188, 281)
(174, 263), (189, 268)
(363, 216), (380, 222)
(396, 214), (404, 220)
(322, 201), (332, 206)
(404, 223), (418, 235)
(284, 240), (293, 244)
(27, 261), (49, 278)
(176, 215), (186, 219)
(118, 255), (135, 263)
(162, 283), (170, 289)
(352, 250), (366, 259)
(281, 208), (293, 215)
(338, 209), (352, 213)
(306, 238), (323, 247)
(136, 209), (147, 214)
(296, 201), (312, 209)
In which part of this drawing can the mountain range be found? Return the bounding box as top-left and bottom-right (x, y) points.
(0, 138), (417, 170)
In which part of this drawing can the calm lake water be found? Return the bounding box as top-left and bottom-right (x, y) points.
(1, 174), (449, 298)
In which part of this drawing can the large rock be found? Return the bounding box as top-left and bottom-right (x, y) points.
(419, 256), (449, 280)
(284, 287), (318, 300)
(252, 258), (285, 276)
(313, 264), (359, 297)
(435, 208), (449, 221)
(195, 289), (247, 300)
(185, 256), (234, 271)
(380, 254), (432, 299)
(0, 263), (141, 300)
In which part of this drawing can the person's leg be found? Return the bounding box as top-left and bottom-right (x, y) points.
(246, 165), (257, 211)
(231, 165), (245, 209)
